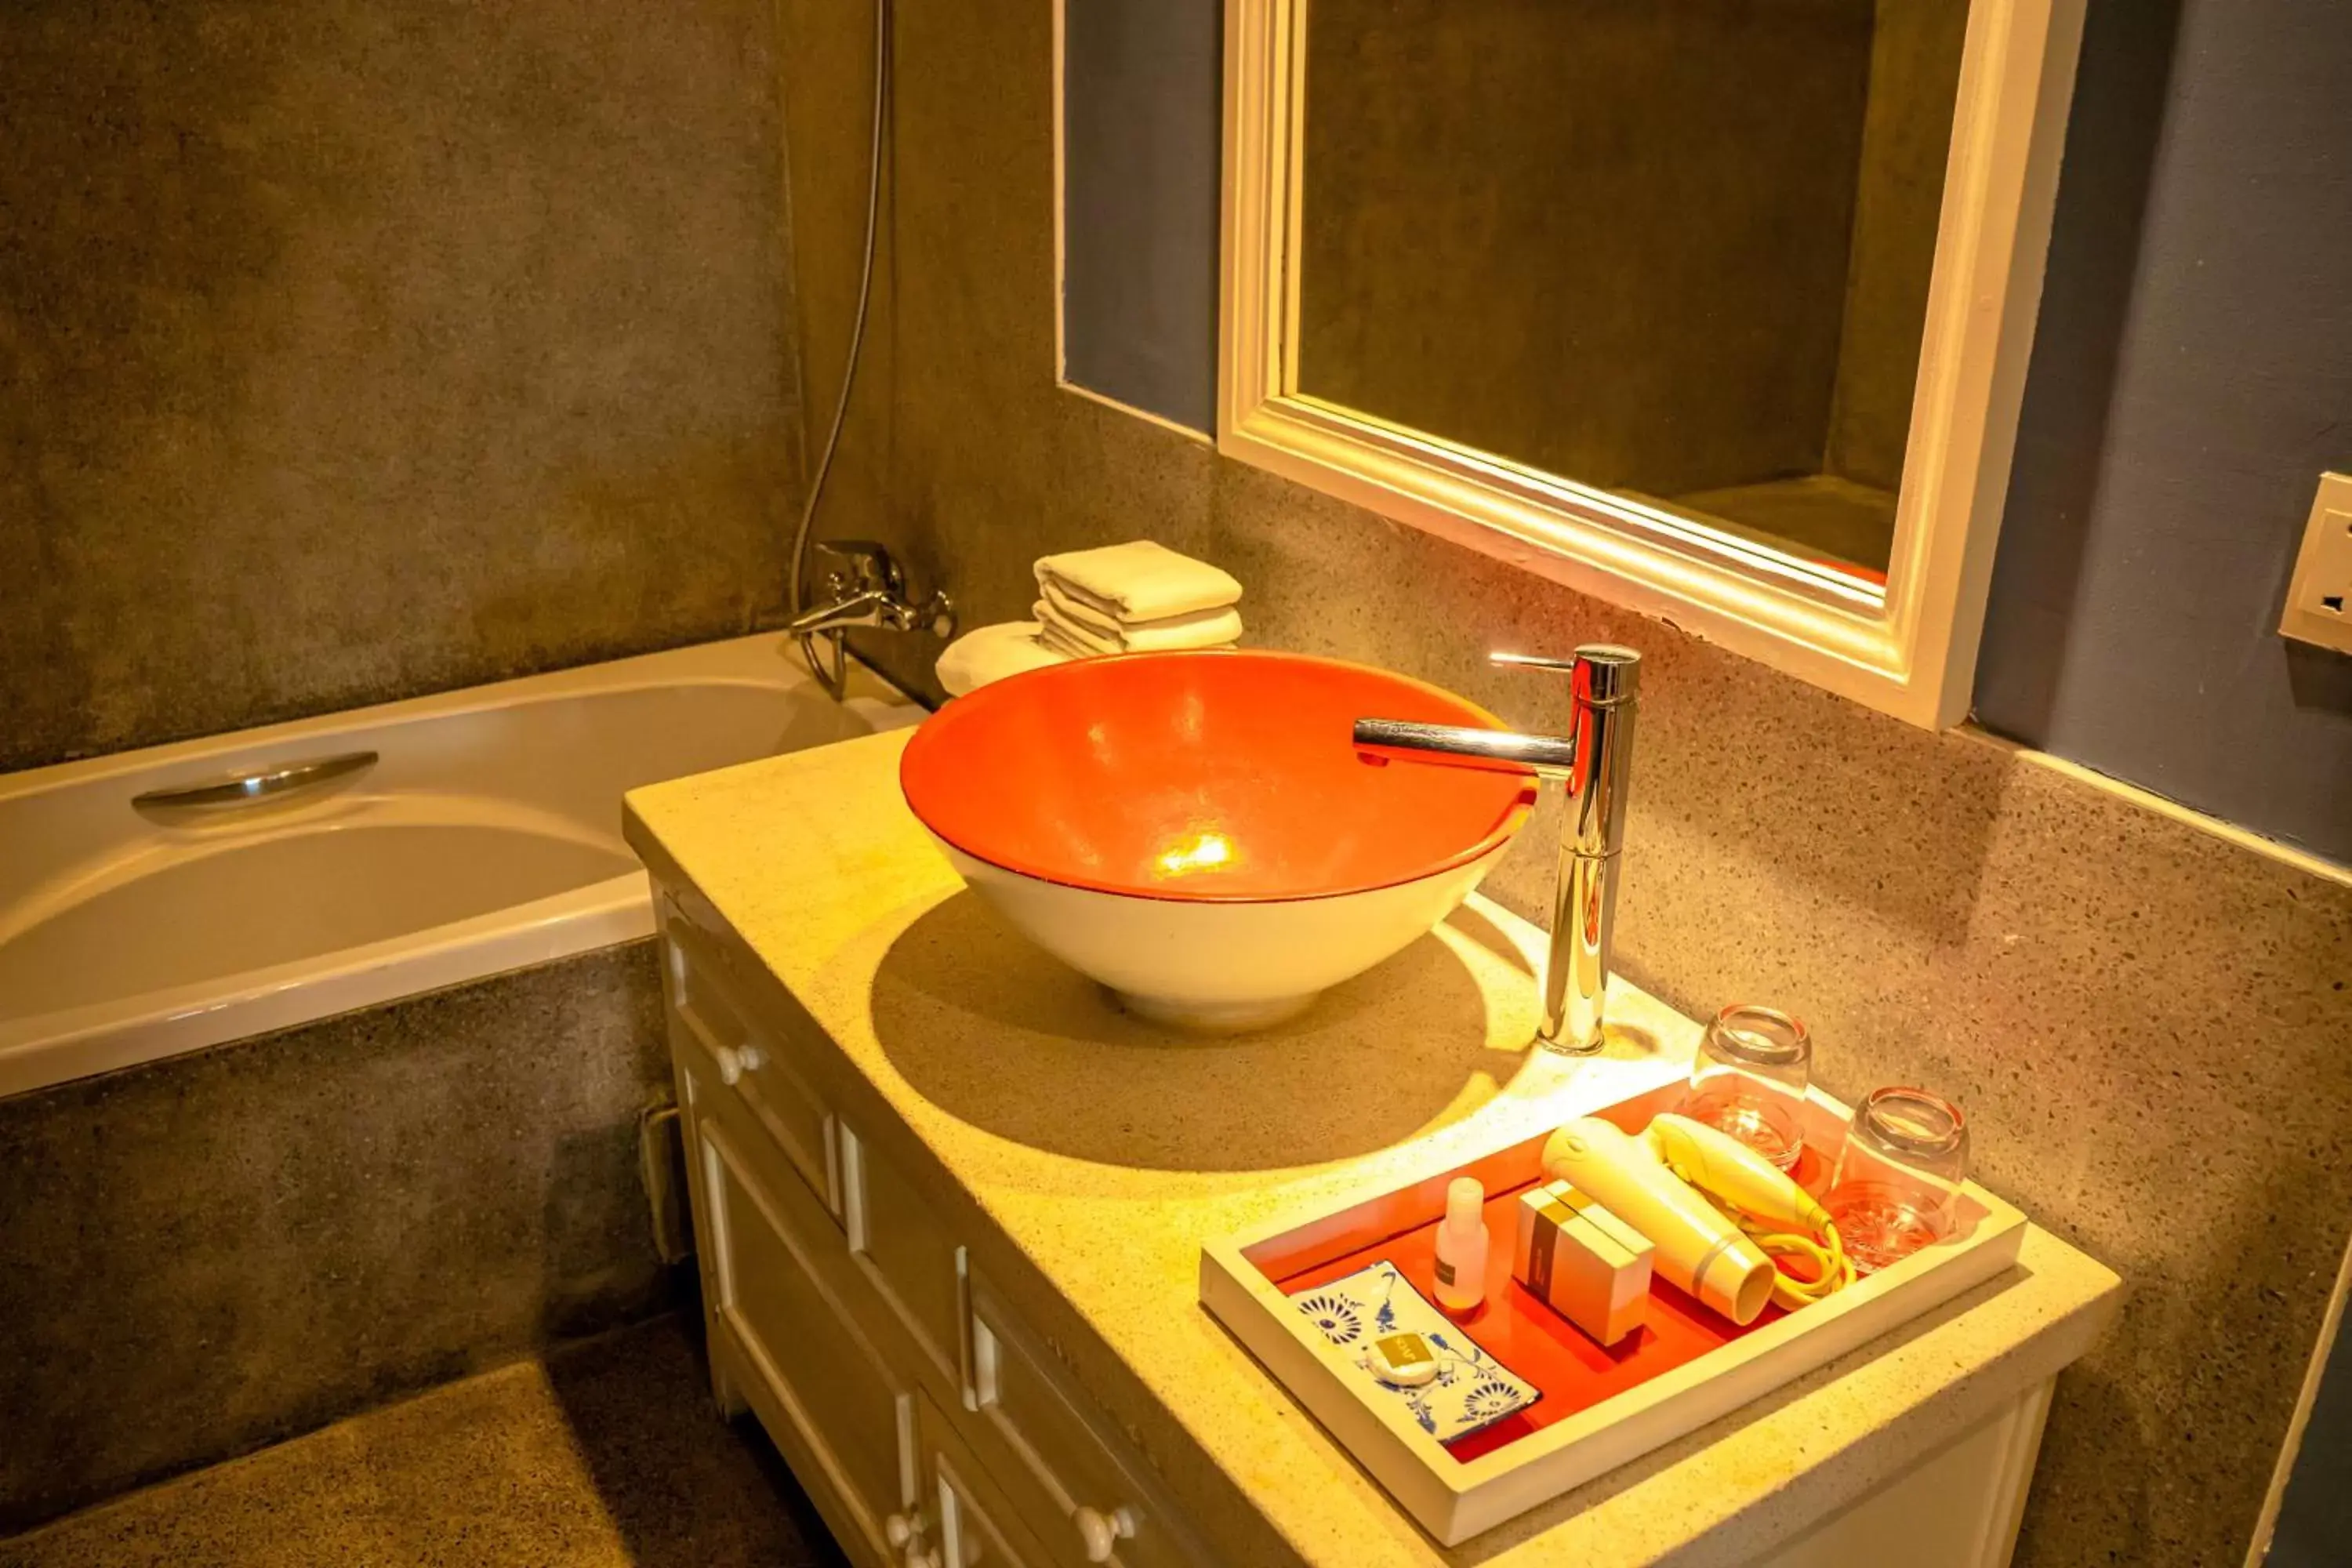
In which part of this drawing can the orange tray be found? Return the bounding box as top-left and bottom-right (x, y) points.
(1200, 1078), (2026, 1545)
(1272, 1137), (1835, 1464)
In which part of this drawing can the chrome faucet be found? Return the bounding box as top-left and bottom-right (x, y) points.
(787, 540), (956, 699)
(1353, 645), (1640, 1054)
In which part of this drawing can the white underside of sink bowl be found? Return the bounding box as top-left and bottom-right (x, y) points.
(1113, 989), (1320, 1034)
(934, 837), (1512, 1034)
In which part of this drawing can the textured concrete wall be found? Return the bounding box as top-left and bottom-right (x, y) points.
(777, 3), (2352, 1563)
(0, 0), (800, 775)
(0, 942), (675, 1532)
(1296, 0), (1874, 498)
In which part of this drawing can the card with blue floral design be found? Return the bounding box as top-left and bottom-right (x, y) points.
(1293, 1259), (1540, 1440)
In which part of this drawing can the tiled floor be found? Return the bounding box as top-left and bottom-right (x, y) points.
(0, 1317), (848, 1568)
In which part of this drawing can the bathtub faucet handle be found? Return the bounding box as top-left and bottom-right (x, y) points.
(787, 541), (958, 699)
(816, 539), (903, 599)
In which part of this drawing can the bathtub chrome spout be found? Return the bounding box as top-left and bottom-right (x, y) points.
(789, 540), (956, 699)
(1353, 645), (1640, 1055)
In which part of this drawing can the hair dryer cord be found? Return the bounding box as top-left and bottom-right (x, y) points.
(1743, 1217), (1855, 1311)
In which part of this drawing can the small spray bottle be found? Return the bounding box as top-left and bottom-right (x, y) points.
(1432, 1176), (1490, 1314)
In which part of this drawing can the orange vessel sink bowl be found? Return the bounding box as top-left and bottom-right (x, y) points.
(898, 649), (1536, 1031)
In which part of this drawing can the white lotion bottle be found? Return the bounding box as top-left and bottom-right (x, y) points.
(1432, 1176), (1490, 1313)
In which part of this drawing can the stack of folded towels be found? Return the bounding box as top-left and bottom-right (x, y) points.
(1032, 541), (1243, 659)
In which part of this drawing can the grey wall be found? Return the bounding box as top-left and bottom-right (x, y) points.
(1059, 0), (1221, 432)
(1976, 0), (2352, 866)
(0, 0), (802, 775)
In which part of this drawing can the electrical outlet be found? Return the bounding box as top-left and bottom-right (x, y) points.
(2279, 472), (2352, 655)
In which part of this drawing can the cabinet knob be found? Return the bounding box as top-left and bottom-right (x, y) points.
(1073, 1504), (1136, 1562)
(885, 1509), (923, 1548)
(713, 1042), (767, 1085)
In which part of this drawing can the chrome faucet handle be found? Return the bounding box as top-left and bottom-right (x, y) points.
(1493, 645), (1642, 703)
(909, 587), (958, 641)
(1490, 650), (1581, 673)
(789, 539), (958, 702)
(815, 539), (906, 597)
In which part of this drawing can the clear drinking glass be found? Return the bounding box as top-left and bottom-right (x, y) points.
(1679, 1004), (1812, 1171)
(1826, 1087), (1969, 1274)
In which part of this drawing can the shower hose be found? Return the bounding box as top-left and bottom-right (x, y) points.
(789, 0), (892, 691)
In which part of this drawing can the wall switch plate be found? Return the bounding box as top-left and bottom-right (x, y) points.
(2280, 472), (2352, 655)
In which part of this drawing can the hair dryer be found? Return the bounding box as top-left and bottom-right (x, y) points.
(1541, 1113), (1848, 1326)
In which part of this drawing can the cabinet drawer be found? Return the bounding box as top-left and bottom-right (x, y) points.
(699, 1110), (915, 1562)
(967, 1278), (1199, 1568)
(919, 1392), (1055, 1568)
(841, 1121), (969, 1391)
(665, 916), (837, 1211)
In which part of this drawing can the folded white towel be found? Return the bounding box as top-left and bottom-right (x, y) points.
(935, 622), (1069, 697)
(1033, 540), (1242, 622)
(1033, 599), (1243, 655)
(1035, 604), (1116, 656)
(1037, 580), (1245, 648)
(1036, 621), (1102, 662)
(1035, 578), (1127, 638)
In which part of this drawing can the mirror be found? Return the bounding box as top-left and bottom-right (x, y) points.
(1296, 0), (1969, 585)
(1221, 0), (2086, 726)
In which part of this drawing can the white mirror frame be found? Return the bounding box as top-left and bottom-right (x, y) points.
(1218, 0), (2088, 728)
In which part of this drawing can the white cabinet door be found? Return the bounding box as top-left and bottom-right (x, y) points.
(699, 1109), (918, 1565)
(967, 1274), (1200, 1568)
(1757, 1380), (2053, 1568)
(841, 1120), (971, 1392)
(920, 1391), (1055, 1568)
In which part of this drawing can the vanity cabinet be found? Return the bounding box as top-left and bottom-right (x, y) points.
(651, 871), (2089, 1568)
(660, 893), (1200, 1568)
(663, 893), (2079, 1568)
(626, 724), (2121, 1568)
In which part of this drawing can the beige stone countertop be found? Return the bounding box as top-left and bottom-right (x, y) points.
(624, 728), (2122, 1568)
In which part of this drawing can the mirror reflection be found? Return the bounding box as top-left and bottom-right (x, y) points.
(1297, 0), (1972, 583)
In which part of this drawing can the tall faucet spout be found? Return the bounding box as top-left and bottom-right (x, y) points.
(1352, 644), (1640, 1054)
(1347, 721), (1580, 775)
(1548, 645), (1639, 1054)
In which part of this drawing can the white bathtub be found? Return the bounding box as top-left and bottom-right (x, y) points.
(0, 634), (921, 1098)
